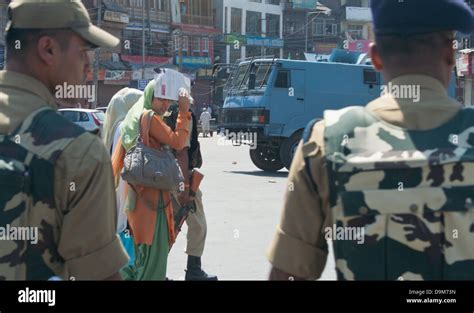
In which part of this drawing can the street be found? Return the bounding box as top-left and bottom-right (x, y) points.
(167, 134), (336, 280)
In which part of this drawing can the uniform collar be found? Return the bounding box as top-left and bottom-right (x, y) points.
(0, 70), (58, 109)
(367, 74), (460, 111)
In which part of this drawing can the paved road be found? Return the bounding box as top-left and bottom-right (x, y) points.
(167, 135), (336, 280)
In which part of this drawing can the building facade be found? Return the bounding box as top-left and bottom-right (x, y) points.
(282, 0), (335, 59)
(214, 0), (284, 65)
(0, 0), (9, 70)
(169, 0), (220, 111)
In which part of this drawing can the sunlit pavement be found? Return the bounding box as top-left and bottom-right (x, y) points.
(167, 135), (336, 280)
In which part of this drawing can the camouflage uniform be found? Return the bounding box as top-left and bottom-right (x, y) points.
(267, 75), (474, 280)
(0, 67), (128, 281)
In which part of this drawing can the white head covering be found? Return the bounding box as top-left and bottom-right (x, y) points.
(102, 88), (143, 153)
(153, 68), (191, 101)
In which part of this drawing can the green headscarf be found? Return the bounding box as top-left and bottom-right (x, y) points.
(120, 69), (191, 151)
(120, 80), (155, 151)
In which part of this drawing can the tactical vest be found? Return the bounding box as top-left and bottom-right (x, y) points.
(164, 104), (202, 169)
(322, 106), (474, 280)
(0, 107), (85, 280)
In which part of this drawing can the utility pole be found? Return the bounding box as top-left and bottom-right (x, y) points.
(92, 0), (102, 109)
(178, 32), (183, 72)
(142, 0), (146, 79)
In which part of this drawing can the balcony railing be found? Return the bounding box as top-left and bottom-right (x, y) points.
(181, 14), (213, 27)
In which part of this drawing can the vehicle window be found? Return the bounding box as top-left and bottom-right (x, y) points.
(363, 69), (379, 85)
(255, 64), (271, 87)
(233, 64), (249, 88)
(275, 70), (289, 88)
(93, 111), (105, 122)
(80, 112), (90, 122)
(61, 111), (79, 122)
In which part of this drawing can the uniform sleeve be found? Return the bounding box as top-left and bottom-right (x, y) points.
(267, 122), (331, 280)
(54, 133), (129, 280)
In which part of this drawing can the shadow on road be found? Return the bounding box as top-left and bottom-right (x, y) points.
(224, 170), (289, 178)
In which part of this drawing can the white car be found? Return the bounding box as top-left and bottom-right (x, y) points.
(58, 109), (105, 134)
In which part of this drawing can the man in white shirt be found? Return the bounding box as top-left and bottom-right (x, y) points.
(199, 108), (212, 137)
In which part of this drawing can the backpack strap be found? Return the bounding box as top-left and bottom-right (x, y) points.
(302, 118), (320, 193)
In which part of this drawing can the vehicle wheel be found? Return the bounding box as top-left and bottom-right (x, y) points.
(249, 146), (285, 172)
(280, 130), (303, 170)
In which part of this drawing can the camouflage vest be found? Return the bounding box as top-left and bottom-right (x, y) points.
(323, 106), (474, 280)
(0, 107), (85, 280)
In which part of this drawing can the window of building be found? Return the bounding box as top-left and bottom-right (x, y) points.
(249, 0), (262, 2)
(266, 14), (280, 37)
(180, 2), (187, 14)
(246, 46), (261, 58)
(173, 35), (179, 51)
(203, 38), (209, 51)
(224, 7), (228, 33)
(246, 11), (262, 36)
(230, 48), (242, 64)
(347, 24), (363, 39)
(265, 0), (280, 4)
(313, 20), (338, 36)
(285, 21), (295, 34)
(130, 0), (143, 7)
(193, 38), (201, 52)
(182, 36), (189, 51)
(231, 8), (242, 34)
(314, 22), (324, 36)
(149, 0), (155, 9)
(157, 0), (165, 11)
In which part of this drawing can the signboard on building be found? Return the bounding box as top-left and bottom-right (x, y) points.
(457, 51), (473, 77)
(246, 36), (284, 48)
(104, 70), (132, 85)
(291, 0), (317, 9)
(346, 7), (372, 22)
(225, 34), (246, 46)
(126, 22), (170, 33)
(138, 79), (150, 91)
(175, 56), (212, 68)
(315, 42), (337, 54)
(104, 10), (129, 24)
(348, 40), (371, 53)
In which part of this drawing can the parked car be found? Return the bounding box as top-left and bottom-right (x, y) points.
(97, 106), (108, 114)
(58, 108), (105, 135)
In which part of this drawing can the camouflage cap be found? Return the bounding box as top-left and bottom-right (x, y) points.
(6, 0), (120, 48)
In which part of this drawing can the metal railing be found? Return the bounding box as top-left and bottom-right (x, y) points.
(180, 14), (213, 27)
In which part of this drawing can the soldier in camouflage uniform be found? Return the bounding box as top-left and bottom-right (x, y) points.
(0, 0), (128, 280)
(267, 0), (474, 280)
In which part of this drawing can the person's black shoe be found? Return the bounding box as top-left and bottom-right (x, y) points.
(185, 256), (218, 281)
